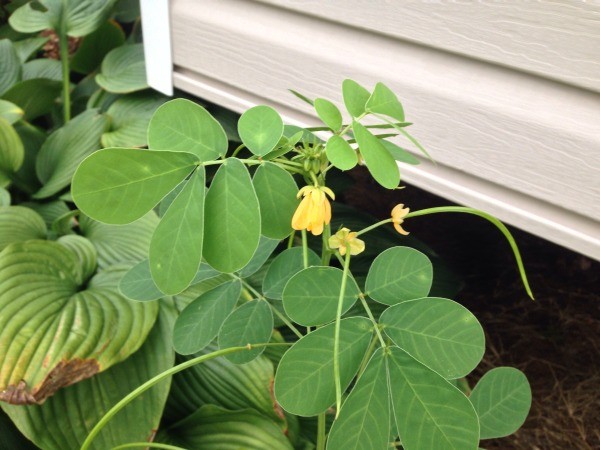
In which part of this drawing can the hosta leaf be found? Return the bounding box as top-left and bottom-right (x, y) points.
(274, 317), (372, 416)
(72, 147), (198, 224)
(282, 266), (360, 327)
(56, 235), (97, 280)
(365, 246), (433, 305)
(0, 39), (20, 97)
(0, 206), (46, 251)
(71, 20), (125, 74)
(353, 121), (399, 189)
(173, 280), (241, 354)
(0, 408), (37, 450)
(78, 211), (158, 268)
(219, 300), (273, 364)
(326, 135), (358, 171)
(238, 235), (280, 278)
(159, 405), (293, 450)
(13, 37), (48, 63)
(150, 167), (205, 295)
(22, 59), (62, 81)
(253, 162), (299, 239)
(203, 158), (261, 273)
(11, 122), (45, 193)
(262, 247), (320, 300)
(380, 298), (485, 379)
(238, 105), (284, 156)
(365, 82), (405, 122)
(2, 79), (62, 121)
(0, 99), (23, 124)
(34, 109), (108, 199)
(0, 117), (24, 180)
(102, 91), (167, 148)
(314, 98), (342, 132)
(386, 347), (479, 450)
(9, 0), (115, 37)
(0, 188), (9, 206)
(96, 43), (148, 93)
(0, 241), (158, 404)
(148, 99), (228, 161)
(327, 349), (390, 450)
(342, 79), (370, 118)
(2, 302), (175, 450)
(470, 367), (532, 439)
(21, 201), (69, 228)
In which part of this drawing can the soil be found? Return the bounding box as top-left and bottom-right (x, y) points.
(344, 167), (600, 450)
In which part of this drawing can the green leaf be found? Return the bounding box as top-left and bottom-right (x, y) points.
(34, 109), (108, 199)
(314, 98), (342, 131)
(2, 78), (62, 121)
(342, 79), (370, 118)
(119, 259), (163, 301)
(203, 158), (261, 273)
(238, 105), (284, 156)
(365, 82), (405, 122)
(2, 302), (175, 450)
(102, 92), (167, 148)
(0, 100), (23, 124)
(0, 39), (21, 96)
(283, 266), (360, 326)
(0, 206), (47, 251)
(150, 167), (205, 295)
(238, 235), (280, 278)
(148, 98), (228, 161)
(219, 301), (274, 364)
(327, 349), (390, 450)
(0, 117), (24, 180)
(326, 135), (358, 171)
(253, 162), (299, 239)
(158, 405), (293, 450)
(353, 121), (400, 189)
(262, 246), (320, 300)
(366, 247), (433, 305)
(0, 408), (37, 450)
(0, 188), (9, 206)
(114, 0), (140, 22)
(289, 89), (314, 106)
(21, 200), (69, 228)
(78, 212), (158, 268)
(0, 241), (158, 404)
(12, 36), (48, 63)
(95, 43), (148, 93)
(274, 317), (372, 416)
(381, 139), (420, 165)
(386, 346), (479, 450)
(173, 280), (241, 354)
(22, 58), (62, 81)
(71, 20), (125, 74)
(470, 367), (531, 439)
(72, 147), (198, 224)
(9, 0), (116, 37)
(380, 298), (485, 379)
(11, 122), (45, 193)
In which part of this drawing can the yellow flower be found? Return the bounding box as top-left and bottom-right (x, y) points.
(292, 185), (335, 235)
(328, 228), (365, 256)
(391, 204), (410, 235)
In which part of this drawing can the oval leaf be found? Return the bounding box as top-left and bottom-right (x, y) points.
(274, 317), (372, 416)
(381, 139), (420, 165)
(365, 82), (405, 122)
(0, 39), (21, 96)
(119, 259), (164, 302)
(71, 20), (126, 74)
(219, 301), (274, 364)
(282, 266), (360, 326)
(262, 247), (320, 300)
(2, 79), (62, 121)
(0, 117), (24, 181)
(150, 167), (205, 295)
(326, 135), (357, 171)
(470, 367), (532, 439)
(342, 79), (370, 118)
(72, 147), (199, 224)
(0, 100), (24, 125)
(0, 206), (46, 251)
(22, 59), (62, 81)
(238, 105), (284, 156)
(238, 235), (280, 278)
(173, 279), (242, 355)
(253, 162), (299, 239)
(314, 98), (342, 131)
(148, 98), (228, 161)
(353, 121), (400, 189)
(366, 246), (433, 305)
(96, 43), (148, 93)
(203, 158), (261, 273)
(380, 297), (485, 379)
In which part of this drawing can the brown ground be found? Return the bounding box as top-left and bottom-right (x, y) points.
(344, 167), (600, 450)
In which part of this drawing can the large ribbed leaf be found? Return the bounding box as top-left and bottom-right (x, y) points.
(11, 122), (45, 193)
(22, 59), (62, 81)
(72, 148), (198, 224)
(71, 20), (125, 74)
(0, 241), (158, 404)
(159, 405), (293, 450)
(0, 117), (24, 182)
(0, 100), (23, 125)
(2, 79), (62, 121)
(203, 159), (261, 273)
(386, 347), (479, 450)
(0, 39), (20, 97)
(0, 206), (44, 251)
(96, 44), (147, 93)
(34, 109), (108, 199)
(79, 212), (158, 268)
(2, 302), (175, 450)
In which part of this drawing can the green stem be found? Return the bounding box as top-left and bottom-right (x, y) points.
(356, 218), (393, 236)
(357, 334), (379, 379)
(111, 443), (187, 450)
(202, 158), (263, 167)
(301, 229), (309, 269)
(81, 343), (288, 450)
(231, 143), (246, 157)
(359, 295), (386, 347)
(321, 223), (332, 266)
(333, 246), (352, 418)
(338, 112), (366, 136)
(309, 171), (319, 186)
(58, 26), (70, 122)
(317, 412), (327, 450)
(287, 231), (296, 249)
(406, 207), (534, 299)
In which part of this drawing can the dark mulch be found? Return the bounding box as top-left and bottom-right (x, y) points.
(343, 167), (600, 450)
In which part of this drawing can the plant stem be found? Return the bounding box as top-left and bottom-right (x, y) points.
(357, 334), (379, 379)
(59, 27), (70, 122)
(317, 412), (327, 450)
(111, 444), (187, 450)
(321, 223), (331, 266)
(287, 231), (296, 249)
(301, 229), (308, 269)
(359, 295), (386, 347)
(202, 158), (263, 167)
(80, 343), (289, 450)
(338, 112), (366, 136)
(231, 143), (246, 157)
(333, 246), (352, 418)
(356, 218), (392, 236)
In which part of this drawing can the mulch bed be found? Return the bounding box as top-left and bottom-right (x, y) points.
(343, 167), (600, 450)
